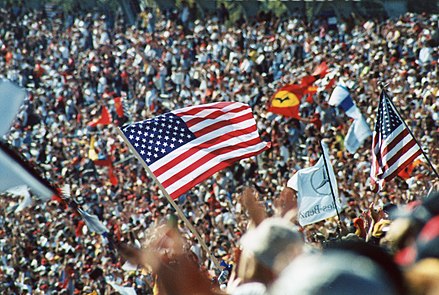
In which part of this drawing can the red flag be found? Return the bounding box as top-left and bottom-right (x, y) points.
(398, 159), (423, 180)
(325, 78), (336, 90)
(312, 62), (328, 78)
(114, 97), (124, 118)
(108, 166), (118, 186)
(88, 106), (111, 127)
(300, 75), (316, 87)
(305, 93), (314, 104)
(304, 85), (318, 95)
(94, 158), (118, 186)
(268, 84), (303, 118)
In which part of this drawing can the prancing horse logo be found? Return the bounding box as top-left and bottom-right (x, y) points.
(310, 168), (331, 195)
(272, 90), (299, 107)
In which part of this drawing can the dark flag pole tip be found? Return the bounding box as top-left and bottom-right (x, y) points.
(378, 81), (390, 89)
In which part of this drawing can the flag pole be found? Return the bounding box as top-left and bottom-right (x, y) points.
(319, 141), (342, 236)
(116, 128), (221, 269)
(381, 89), (439, 179)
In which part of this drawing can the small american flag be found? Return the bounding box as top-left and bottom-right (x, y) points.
(120, 102), (270, 199)
(370, 91), (422, 191)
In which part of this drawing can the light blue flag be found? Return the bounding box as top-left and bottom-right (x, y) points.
(77, 208), (109, 234)
(0, 80), (57, 199)
(344, 116), (372, 154)
(328, 85), (362, 119)
(0, 80), (26, 136)
(0, 144), (54, 200)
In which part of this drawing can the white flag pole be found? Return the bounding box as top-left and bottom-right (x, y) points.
(117, 128), (221, 269)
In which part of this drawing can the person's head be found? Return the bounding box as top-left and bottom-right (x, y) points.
(404, 258), (439, 295)
(269, 251), (399, 295)
(238, 218), (303, 285)
(324, 240), (406, 295)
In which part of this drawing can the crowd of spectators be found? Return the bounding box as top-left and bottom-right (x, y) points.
(0, 1), (438, 294)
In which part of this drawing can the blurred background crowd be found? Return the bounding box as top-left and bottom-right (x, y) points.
(0, 0), (438, 294)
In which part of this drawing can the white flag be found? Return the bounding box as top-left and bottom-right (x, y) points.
(6, 185), (29, 197)
(0, 80), (26, 136)
(107, 281), (137, 295)
(0, 144), (54, 200)
(344, 116), (372, 154)
(6, 185), (33, 212)
(15, 190), (33, 213)
(0, 80), (56, 200)
(288, 143), (341, 226)
(77, 208), (109, 234)
(122, 261), (138, 272)
(328, 85), (362, 119)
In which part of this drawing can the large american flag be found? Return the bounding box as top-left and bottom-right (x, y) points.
(370, 91), (422, 191)
(120, 102), (271, 199)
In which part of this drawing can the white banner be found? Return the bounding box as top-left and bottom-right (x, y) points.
(77, 208), (109, 235)
(107, 281), (137, 295)
(288, 143), (342, 226)
(6, 185), (33, 213)
(344, 116), (372, 154)
(0, 80), (26, 136)
(0, 147), (53, 200)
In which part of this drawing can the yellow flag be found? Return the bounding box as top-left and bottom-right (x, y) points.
(88, 136), (99, 161)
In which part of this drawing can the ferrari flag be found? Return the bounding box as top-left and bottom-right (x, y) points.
(268, 84), (303, 119)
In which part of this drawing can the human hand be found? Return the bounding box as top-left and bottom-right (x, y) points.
(240, 187), (266, 226)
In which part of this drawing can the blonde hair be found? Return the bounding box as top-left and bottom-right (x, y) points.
(405, 259), (439, 295)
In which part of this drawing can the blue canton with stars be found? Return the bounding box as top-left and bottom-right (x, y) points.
(376, 92), (402, 139)
(122, 113), (196, 165)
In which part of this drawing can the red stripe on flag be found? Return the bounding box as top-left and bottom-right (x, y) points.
(160, 137), (264, 188)
(175, 102), (233, 116)
(169, 145), (270, 199)
(184, 105), (249, 128)
(380, 129), (409, 158)
(384, 150), (422, 182)
(192, 111), (255, 138)
(380, 139), (417, 171)
(153, 125), (258, 177)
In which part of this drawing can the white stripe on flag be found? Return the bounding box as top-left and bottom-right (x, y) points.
(182, 108), (252, 133)
(177, 102), (244, 119)
(156, 130), (263, 182)
(148, 117), (257, 171)
(380, 132), (413, 162)
(164, 142), (268, 195)
(380, 142), (420, 179)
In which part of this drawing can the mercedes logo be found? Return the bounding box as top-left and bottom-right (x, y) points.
(310, 168), (331, 195)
